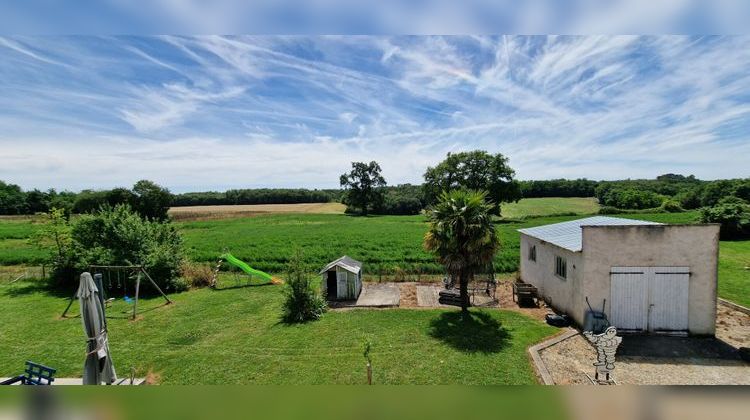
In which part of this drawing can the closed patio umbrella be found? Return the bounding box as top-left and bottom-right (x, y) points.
(77, 272), (117, 385)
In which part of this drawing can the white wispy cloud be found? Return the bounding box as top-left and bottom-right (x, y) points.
(0, 35), (748, 192)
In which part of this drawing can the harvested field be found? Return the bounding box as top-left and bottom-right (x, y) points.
(168, 202), (346, 220)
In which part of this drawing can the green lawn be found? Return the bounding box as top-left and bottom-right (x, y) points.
(718, 241), (750, 307)
(501, 197), (600, 219)
(0, 280), (555, 384)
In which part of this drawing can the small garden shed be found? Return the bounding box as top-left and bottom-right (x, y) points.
(320, 256), (363, 301)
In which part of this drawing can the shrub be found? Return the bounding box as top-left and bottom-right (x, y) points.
(374, 194), (423, 215)
(735, 181), (750, 202)
(281, 249), (326, 323)
(29, 208), (76, 284)
(700, 197), (750, 240)
(598, 206), (664, 215)
(181, 262), (215, 289)
(599, 206), (630, 215)
(700, 180), (737, 207)
(674, 188), (703, 210)
(598, 187), (665, 209)
(659, 199), (684, 213)
(39, 204), (185, 291)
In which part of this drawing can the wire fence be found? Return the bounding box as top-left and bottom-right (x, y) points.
(362, 268), (499, 284)
(0, 265), (48, 284)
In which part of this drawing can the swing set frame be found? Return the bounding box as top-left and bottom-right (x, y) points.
(61, 265), (171, 320)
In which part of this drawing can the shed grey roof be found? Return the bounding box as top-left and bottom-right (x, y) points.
(319, 255), (362, 274)
(517, 216), (662, 252)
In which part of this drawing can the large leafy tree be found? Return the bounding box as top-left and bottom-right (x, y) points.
(700, 197), (750, 239)
(424, 190), (499, 316)
(132, 180), (173, 221)
(423, 151), (521, 215)
(339, 161), (387, 216)
(0, 180), (27, 215)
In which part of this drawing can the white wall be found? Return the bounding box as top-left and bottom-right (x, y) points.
(519, 234), (584, 321)
(581, 224), (720, 335)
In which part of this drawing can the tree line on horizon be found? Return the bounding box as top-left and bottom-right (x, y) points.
(2, 154), (749, 218)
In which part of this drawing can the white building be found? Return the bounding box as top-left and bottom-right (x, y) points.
(320, 256), (363, 300)
(518, 216), (720, 335)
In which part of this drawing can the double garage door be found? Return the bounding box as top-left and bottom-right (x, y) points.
(610, 266), (690, 333)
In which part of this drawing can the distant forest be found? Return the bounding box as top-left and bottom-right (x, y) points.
(1, 174), (749, 216)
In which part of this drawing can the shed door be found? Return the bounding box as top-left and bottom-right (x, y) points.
(336, 270), (348, 299)
(610, 268), (648, 331)
(610, 267), (689, 332)
(648, 268), (689, 332)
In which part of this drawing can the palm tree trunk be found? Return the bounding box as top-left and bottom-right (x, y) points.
(459, 270), (469, 318)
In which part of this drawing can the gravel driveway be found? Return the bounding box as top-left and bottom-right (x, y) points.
(539, 303), (750, 385)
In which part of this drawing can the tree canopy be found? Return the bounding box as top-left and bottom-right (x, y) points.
(423, 151), (521, 215)
(340, 161), (387, 216)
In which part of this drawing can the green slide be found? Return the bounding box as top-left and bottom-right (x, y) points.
(221, 253), (274, 282)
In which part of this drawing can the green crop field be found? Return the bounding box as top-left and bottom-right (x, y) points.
(0, 217), (47, 265)
(176, 211), (703, 275)
(500, 197), (600, 219)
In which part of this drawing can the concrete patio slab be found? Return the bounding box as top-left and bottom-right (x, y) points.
(416, 285), (439, 307)
(355, 283), (400, 307)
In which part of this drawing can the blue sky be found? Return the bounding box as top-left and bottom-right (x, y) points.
(1, 36), (749, 192)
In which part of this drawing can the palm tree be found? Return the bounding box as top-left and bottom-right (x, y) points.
(424, 189), (499, 316)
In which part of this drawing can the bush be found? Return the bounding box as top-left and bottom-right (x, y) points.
(598, 206), (664, 215)
(700, 180), (737, 207)
(375, 194), (423, 215)
(674, 188), (703, 210)
(700, 197), (750, 240)
(597, 187), (665, 210)
(181, 262), (215, 288)
(659, 199), (684, 213)
(281, 250), (326, 323)
(40, 204), (185, 291)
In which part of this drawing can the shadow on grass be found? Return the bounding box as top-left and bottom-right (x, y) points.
(211, 282), (276, 291)
(1, 281), (72, 299)
(428, 310), (510, 354)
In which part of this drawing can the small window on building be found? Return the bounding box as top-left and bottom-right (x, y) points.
(555, 256), (567, 279)
(528, 245), (536, 262)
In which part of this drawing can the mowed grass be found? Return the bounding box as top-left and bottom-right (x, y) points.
(718, 241), (750, 308)
(0, 280), (555, 384)
(501, 197), (600, 219)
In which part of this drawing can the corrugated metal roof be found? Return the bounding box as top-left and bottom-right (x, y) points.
(517, 216), (662, 252)
(319, 255), (362, 274)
